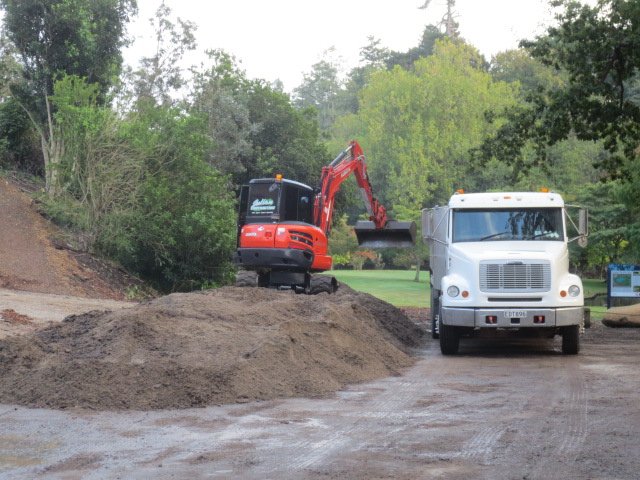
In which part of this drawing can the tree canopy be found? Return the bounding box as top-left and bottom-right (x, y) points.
(480, 0), (640, 179)
(1, 0), (137, 105)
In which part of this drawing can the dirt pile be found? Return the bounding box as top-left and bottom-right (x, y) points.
(0, 177), (145, 300)
(602, 303), (640, 328)
(0, 285), (425, 410)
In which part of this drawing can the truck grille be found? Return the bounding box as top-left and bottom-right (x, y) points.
(480, 261), (551, 293)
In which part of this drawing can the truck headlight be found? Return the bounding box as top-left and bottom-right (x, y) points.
(447, 286), (460, 297)
(568, 285), (581, 297)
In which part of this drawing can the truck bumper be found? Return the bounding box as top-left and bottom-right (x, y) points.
(441, 307), (584, 328)
(234, 248), (314, 270)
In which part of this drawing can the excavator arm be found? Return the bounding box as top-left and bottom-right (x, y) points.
(314, 141), (416, 248)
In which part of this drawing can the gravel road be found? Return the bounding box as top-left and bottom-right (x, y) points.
(1, 300), (639, 480)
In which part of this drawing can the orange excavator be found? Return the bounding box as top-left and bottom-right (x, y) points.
(234, 140), (416, 293)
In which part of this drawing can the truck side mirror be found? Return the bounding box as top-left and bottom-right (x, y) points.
(578, 208), (588, 236)
(578, 208), (588, 247)
(566, 206), (588, 247)
(422, 209), (433, 240)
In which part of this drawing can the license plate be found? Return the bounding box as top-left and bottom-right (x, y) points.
(504, 310), (526, 319)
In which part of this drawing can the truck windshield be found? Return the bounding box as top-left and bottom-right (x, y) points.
(452, 208), (564, 242)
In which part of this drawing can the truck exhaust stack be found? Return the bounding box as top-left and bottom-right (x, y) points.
(354, 220), (417, 249)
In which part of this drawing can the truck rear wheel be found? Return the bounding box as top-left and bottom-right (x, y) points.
(439, 319), (459, 355)
(430, 287), (440, 339)
(562, 325), (580, 355)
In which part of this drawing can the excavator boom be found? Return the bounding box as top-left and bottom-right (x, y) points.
(315, 141), (416, 248)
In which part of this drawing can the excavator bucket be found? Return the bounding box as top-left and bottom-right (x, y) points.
(354, 220), (417, 248)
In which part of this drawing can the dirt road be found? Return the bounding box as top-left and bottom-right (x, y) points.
(2, 304), (639, 480)
(0, 288), (131, 338)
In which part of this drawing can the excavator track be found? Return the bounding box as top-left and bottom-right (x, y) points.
(309, 275), (338, 295)
(235, 270), (258, 287)
(235, 271), (337, 295)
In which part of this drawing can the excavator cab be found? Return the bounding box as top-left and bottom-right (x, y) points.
(238, 178), (314, 229)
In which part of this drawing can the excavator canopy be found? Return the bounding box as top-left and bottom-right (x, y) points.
(354, 220), (417, 249)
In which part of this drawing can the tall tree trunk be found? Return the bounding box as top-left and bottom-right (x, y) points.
(43, 93), (61, 197)
(15, 94), (62, 197)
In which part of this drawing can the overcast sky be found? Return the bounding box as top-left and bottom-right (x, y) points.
(123, 0), (563, 92)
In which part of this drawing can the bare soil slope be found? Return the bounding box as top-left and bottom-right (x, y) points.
(0, 177), (137, 300)
(0, 286), (425, 410)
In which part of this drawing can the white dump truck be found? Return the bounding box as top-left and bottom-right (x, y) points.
(422, 190), (588, 355)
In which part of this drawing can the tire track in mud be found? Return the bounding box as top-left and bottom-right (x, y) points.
(557, 375), (589, 457)
(529, 359), (589, 479)
(276, 352), (511, 475)
(493, 357), (590, 480)
(461, 425), (507, 464)
(280, 374), (439, 473)
(222, 351), (449, 477)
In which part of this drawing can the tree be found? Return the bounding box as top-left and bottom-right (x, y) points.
(334, 39), (517, 209)
(0, 98), (41, 173)
(1, 0), (136, 100)
(336, 36), (391, 116)
(189, 49), (331, 189)
(101, 105), (237, 292)
(331, 39), (517, 277)
(385, 25), (444, 71)
(48, 75), (142, 245)
(190, 50), (255, 179)
(243, 82), (330, 188)
(573, 180), (635, 276)
(293, 48), (343, 132)
(481, 0), (640, 179)
(0, 0), (137, 193)
(490, 49), (565, 96)
(418, 0), (459, 38)
(132, 1), (196, 107)
(0, 30), (20, 101)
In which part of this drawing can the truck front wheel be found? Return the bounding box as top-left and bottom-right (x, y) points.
(439, 319), (459, 355)
(561, 325), (580, 355)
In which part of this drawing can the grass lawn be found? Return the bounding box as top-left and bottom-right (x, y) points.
(331, 270), (608, 316)
(582, 278), (608, 320)
(330, 269), (430, 308)
(583, 278), (607, 298)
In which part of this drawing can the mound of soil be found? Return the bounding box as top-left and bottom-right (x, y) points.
(0, 285), (425, 410)
(602, 303), (640, 328)
(0, 177), (145, 300)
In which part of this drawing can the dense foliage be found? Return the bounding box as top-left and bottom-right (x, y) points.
(1, 0), (639, 288)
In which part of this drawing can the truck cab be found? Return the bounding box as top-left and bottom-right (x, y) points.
(423, 191), (588, 355)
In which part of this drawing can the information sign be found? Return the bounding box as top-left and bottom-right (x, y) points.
(607, 264), (640, 308)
